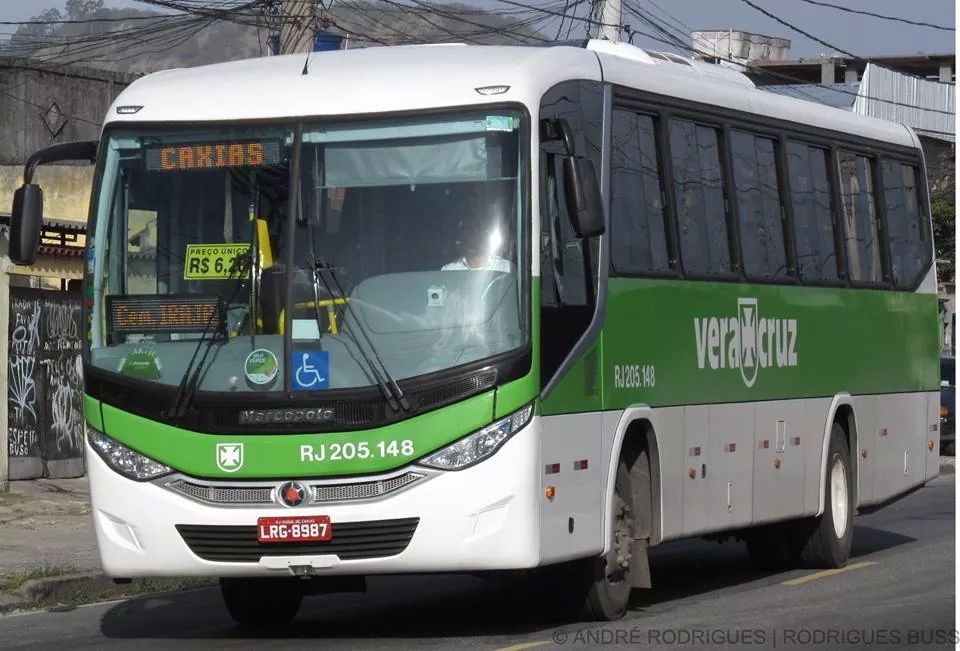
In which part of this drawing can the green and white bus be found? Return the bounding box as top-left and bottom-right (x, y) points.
(9, 40), (940, 625)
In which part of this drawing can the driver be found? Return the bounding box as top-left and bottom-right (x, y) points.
(442, 217), (513, 272)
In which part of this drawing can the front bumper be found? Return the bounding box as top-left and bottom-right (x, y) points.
(88, 418), (542, 577)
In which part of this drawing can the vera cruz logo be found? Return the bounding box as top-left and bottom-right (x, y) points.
(694, 297), (797, 387)
(216, 443), (244, 472)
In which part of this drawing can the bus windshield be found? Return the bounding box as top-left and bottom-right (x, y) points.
(86, 111), (525, 394)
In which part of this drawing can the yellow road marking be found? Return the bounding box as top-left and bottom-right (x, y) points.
(782, 561), (878, 586)
(494, 641), (552, 651)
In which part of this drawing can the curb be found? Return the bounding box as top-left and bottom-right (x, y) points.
(19, 572), (115, 605)
(0, 573), (215, 614)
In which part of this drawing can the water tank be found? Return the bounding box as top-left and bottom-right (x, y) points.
(313, 31), (343, 52)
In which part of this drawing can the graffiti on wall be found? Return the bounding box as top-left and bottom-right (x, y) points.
(8, 295), (41, 458)
(7, 290), (84, 468)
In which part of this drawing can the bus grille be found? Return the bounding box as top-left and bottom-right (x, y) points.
(166, 480), (274, 505)
(165, 472), (425, 506)
(176, 518), (419, 563)
(313, 473), (422, 502)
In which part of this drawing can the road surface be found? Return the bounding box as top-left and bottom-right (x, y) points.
(0, 476), (953, 650)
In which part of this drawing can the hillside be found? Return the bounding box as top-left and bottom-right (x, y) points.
(1, 4), (546, 75)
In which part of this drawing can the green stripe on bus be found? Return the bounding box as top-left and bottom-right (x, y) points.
(543, 279), (938, 416)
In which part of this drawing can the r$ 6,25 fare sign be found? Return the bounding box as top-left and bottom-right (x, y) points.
(184, 243), (250, 280)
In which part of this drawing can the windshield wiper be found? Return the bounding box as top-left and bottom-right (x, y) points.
(299, 148), (409, 413)
(168, 252), (254, 419)
(309, 258), (410, 413)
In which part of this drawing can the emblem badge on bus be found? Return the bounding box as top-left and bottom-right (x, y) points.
(216, 442), (244, 473)
(277, 481), (307, 507)
(693, 297), (797, 388)
(738, 298), (759, 388)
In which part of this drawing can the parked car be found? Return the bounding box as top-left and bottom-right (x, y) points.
(941, 357), (955, 456)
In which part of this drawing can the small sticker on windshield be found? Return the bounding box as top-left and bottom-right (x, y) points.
(245, 348), (279, 387)
(292, 350), (329, 390)
(119, 348), (162, 380)
(485, 116), (514, 132)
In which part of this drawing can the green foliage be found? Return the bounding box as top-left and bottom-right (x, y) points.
(65, 0), (104, 21)
(932, 184), (955, 282)
(10, 8), (63, 42)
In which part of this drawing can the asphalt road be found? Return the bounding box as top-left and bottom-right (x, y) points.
(0, 476), (953, 650)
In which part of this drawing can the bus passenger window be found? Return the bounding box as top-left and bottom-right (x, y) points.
(838, 151), (882, 283)
(882, 161), (930, 289)
(730, 131), (788, 280)
(610, 109), (670, 275)
(669, 120), (731, 276)
(787, 143), (839, 283)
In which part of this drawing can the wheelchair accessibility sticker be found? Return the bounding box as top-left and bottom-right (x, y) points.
(292, 350), (329, 390)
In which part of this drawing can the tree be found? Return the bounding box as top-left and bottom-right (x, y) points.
(7, 7), (63, 49)
(932, 183), (955, 283)
(65, 0), (104, 20)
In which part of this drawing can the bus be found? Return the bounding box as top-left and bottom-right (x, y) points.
(8, 39), (940, 626)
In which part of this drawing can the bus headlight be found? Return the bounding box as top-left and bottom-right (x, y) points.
(88, 426), (172, 481)
(419, 404), (533, 470)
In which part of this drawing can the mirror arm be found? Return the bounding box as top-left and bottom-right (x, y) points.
(23, 140), (98, 184)
(540, 118), (576, 157)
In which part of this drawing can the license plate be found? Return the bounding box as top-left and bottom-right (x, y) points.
(257, 515), (332, 543)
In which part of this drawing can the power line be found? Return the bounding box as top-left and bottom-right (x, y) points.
(0, 87), (103, 127)
(796, 0), (954, 32)
(604, 3), (956, 117)
(735, 0), (954, 86)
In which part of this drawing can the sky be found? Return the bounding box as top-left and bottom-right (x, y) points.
(0, 0), (955, 57)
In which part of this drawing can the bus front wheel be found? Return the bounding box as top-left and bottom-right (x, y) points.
(220, 577), (303, 629)
(582, 461), (635, 621)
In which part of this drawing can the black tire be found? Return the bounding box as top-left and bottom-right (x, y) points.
(220, 577), (304, 629)
(581, 461), (635, 621)
(801, 423), (854, 568)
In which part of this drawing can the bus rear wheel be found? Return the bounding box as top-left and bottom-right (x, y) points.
(745, 422), (853, 570)
(220, 577), (303, 629)
(801, 423), (853, 568)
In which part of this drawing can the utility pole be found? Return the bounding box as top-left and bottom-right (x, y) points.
(597, 0), (622, 42)
(264, 0), (282, 55)
(281, 0), (316, 55)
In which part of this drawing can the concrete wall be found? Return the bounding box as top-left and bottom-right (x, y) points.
(0, 58), (135, 166)
(0, 164), (95, 223)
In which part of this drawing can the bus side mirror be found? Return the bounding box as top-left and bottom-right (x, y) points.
(8, 139), (97, 266)
(10, 183), (43, 265)
(562, 156), (604, 238)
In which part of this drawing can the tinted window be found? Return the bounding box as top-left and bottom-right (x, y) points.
(542, 154), (588, 307)
(730, 131), (788, 279)
(669, 120), (731, 276)
(838, 151), (882, 283)
(882, 160), (929, 289)
(787, 142), (839, 282)
(610, 109), (670, 274)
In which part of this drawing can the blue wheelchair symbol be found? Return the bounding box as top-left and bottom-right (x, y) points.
(292, 350), (329, 390)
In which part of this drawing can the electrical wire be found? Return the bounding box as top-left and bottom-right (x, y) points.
(796, 0), (954, 32)
(736, 0), (954, 86)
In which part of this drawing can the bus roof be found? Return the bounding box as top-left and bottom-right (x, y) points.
(106, 41), (916, 149)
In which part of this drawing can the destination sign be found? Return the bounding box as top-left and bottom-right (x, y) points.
(145, 141), (282, 172)
(107, 295), (223, 336)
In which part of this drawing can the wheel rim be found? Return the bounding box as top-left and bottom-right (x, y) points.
(830, 455), (849, 538)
